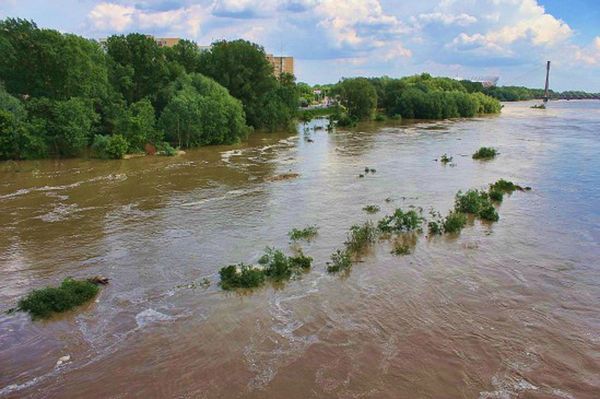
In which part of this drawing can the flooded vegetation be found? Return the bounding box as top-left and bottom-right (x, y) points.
(1, 101), (599, 398)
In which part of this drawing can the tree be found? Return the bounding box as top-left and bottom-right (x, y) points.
(27, 97), (97, 157)
(105, 34), (176, 106)
(114, 98), (161, 151)
(0, 18), (109, 100)
(336, 78), (377, 120)
(165, 40), (202, 73)
(159, 73), (249, 148)
(198, 40), (278, 129)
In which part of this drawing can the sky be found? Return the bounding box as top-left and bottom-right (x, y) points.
(0, 0), (599, 91)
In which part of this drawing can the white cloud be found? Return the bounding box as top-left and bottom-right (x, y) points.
(88, 3), (135, 32)
(417, 12), (477, 27)
(88, 2), (210, 38)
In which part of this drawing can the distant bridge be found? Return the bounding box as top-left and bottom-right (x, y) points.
(454, 76), (499, 87)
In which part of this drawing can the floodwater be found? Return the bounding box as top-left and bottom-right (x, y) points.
(0, 101), (599, 398)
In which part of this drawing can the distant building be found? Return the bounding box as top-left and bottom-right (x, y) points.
(266, 54), (294, 78)
(154, 37), (181, 48)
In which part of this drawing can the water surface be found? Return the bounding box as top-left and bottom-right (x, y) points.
(1, 101), (599, 398)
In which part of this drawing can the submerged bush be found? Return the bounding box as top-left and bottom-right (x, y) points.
(219, 263), (266, 290)
(362, 204), (380, 214)
(18, 278), (100, 319)
(156, 141), (177, 156)
(490, 179), (519, 193)
(288, 225), (319, 241)
(455, 189), (498, 222)
(443, 211), (467, 233)
(378, 208), (424, 233)
(391, 242), (411, 255)
(440, 154), (453, 164)
(91, 134), (128, 159)
(488, 189), (504, 202)
(219, 248), (313, 290)
(345, 222), (378, 254)
(472, 147), (497, 160)
(326, 249), (352, 273)
(455, 189), (489, 214)
(479, 203), (499, 222)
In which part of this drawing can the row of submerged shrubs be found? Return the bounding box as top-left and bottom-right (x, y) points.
(219, 178), (530, 287)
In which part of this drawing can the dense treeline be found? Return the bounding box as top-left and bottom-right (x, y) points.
(331, 74), (502, 124)
(0, 18), (298, 160)
(458, 81), (599, 101)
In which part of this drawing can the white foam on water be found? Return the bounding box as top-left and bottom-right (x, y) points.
(135, 308), (174, 328)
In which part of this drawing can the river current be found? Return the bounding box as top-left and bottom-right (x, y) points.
(0, 100), (599, 398)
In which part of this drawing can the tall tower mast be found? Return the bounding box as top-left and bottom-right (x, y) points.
(543, 61), (551, 103)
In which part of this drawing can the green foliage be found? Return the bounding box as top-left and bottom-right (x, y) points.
(378, 208), (424, 233)
(219, 263), (266, 290)
(362, 204), (380, 214)
(490, 179), (519, 192)
(335, 78), (378, 120)
(391, 242), (411, 255)
(455, 189), (498, 222)
(92, 134), (128, 159)
(345, 222), (378, 254)
(26, 97), (98, 157)
(289, 251), (313, 270)
(326, 249), (352, 273)
(288, 225), (319, 241)
(472, 147), (497, 160)
(156, 141), (177, 156)
(374, 113), (387, 122)
(114, 98), (161, 150)
(18, 278), (100, 319)
(440, 154), (453, 164)
(159, 73), (249, 147)
(0, 18), (109, 100)
(198, 40), (297, 131)
(454, 189), (489, 214)
(443, 211), (467, 233)
(488, 189), (504, 202)
(479, 203), (499, 222)
(105, 33), (177, 107)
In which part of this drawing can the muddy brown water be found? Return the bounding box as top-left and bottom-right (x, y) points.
(1, 101), (599, 398)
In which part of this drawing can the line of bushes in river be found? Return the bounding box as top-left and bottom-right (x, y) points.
(10, 176), (531, 317)
(217, 177), (530, 288)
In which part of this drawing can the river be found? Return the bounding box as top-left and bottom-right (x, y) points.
(1, 101), (599, 398)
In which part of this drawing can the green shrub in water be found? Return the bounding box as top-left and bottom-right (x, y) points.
(157, 142), (177, 156)
(479, 203), (499, 222)
(472, 147), (497, 160)
(92, 134), (128, 159)
(345, 222), (378, 254)
(288, 225), (319, 241)
(362, 204), (380, 214)
(454, 189), (490, 214)
(391, 242), (411, 255)
(219, 263), (266, 290)
(374, 113), (387, 122)
(378, 208), (424, 233)
(289, 251), (313, 270)
(488, 189), (504, 202)
(326, 249), (352, 273)
(490, 179), (519, 193)
(443, 211), (467, 233)
(18, 278), (100, 319)
(440, 154), (453, 164)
